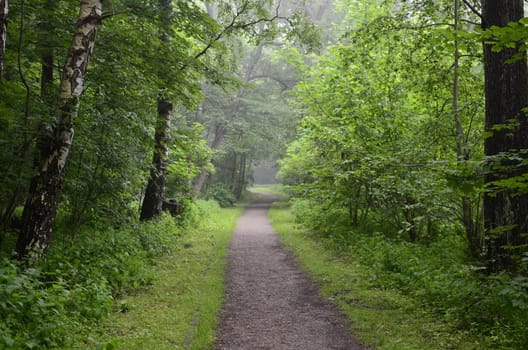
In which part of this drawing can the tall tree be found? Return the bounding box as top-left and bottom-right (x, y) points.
(140, 0), (173, 221)
(0, 0), (6, 79)
(39, 0), (55, 102)
(482, 0), (528, 273)
(16, 0), (103, 258)
(193, 44), (264, 194)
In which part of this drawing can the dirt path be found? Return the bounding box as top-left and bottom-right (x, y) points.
(215, 195), (364, 350)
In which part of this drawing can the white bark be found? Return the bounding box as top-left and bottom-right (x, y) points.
(17, 0), (103, 258)
(0, 0), (7, 79)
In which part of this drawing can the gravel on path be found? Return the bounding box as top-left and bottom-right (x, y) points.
(215, 194), (364, 350)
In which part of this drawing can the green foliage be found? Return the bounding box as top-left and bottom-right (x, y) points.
(277, 0), (528, 346)
(0, 260), (72, 349)
(480, 18), (528, 63)
(166, 118), (214, 197)
(94, 201), (242, 350)
(279, 0), (484, 242)
(205, 183), (237, 207)
(0, 211), (190, 349)
(290, 199), (528, 349)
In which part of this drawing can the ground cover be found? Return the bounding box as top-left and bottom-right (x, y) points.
(87, 202), (243, 350)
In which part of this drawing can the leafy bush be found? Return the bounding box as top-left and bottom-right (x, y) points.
(0, 208), (191, 349)
(205, 184), (236, 207)
(0, 260), (74, 349)
(290, 199), (351, 237)
(292, 199), (528, 349)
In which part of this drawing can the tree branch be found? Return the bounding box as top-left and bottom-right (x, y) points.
(101, 10), (130, 20)
(461, 0), (483, 22)
(248, 74), (295, 91)
(191, 0), (290, 65)
(461, 18), (480, 26)
(190, 5), (247, 65)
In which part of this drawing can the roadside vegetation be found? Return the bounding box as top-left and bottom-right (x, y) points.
(0, 201), (241, 349)
(92, 201), (242, 350)
(1, 0), (528, 348)
(268, 188), (527, 350)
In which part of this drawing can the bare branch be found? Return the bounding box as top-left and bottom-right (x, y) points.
(460, 18), (480, 26)
(248, 74), (294, 91)
(191, 9), (243, 63)
(461, 0), (483, 22)
(190, 1), (291, 69)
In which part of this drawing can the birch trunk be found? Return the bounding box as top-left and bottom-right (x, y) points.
(0, 0), (7, 79)
(482, 0), (528, 273)
(16, 0), (102, 259)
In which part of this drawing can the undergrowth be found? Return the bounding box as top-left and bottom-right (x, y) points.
(93, 199), (242, 349)
(271, 197), (528, 350)
(0, 200), (223, 350)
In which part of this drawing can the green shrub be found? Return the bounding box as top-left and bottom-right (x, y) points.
(0, 259), (72, 349)
(0, 207), (192, 349)
(291, 199), (351, 237)
(291, 198), (528, 349)
(205, 184), (236, 207)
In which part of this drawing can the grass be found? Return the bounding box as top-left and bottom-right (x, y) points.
(250, 184), (289, 200)
(85, 204), (243, 350)
(269, 204), (485, 350)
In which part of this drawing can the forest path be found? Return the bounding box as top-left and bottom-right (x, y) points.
(215, 194), (364, 350)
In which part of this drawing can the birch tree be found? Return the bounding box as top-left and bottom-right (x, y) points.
(16, 0), (103, 258)
(0, 0), (7, 79)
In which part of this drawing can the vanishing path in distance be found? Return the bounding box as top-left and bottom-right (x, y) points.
(215, 194), (364, 350)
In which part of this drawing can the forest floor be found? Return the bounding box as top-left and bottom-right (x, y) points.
(215, 193), (364, 350)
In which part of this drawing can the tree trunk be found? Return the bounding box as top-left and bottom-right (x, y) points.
(16, 0), (102, 259)
(140, 99), (172, 220)
(229, 152), (238, 192)
(482, 0), (528, 273)
(0, 0), (7, 79)
(40, 0), (56, 106)
(41, 52), (54, 99)
(235, 153), (247, 200)
(139, 0), (173, 221)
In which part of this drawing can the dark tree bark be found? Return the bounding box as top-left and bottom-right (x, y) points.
(235, 153), (247, 200)
(0, 0), (7, 79)
(40, 0), (56, 106)
(41, 52), (53, 97)
(140, 99), (172, 221)
(140, 0), (173, 221)
(482, 0), (528, 273)
(16, 0), (103, 259)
